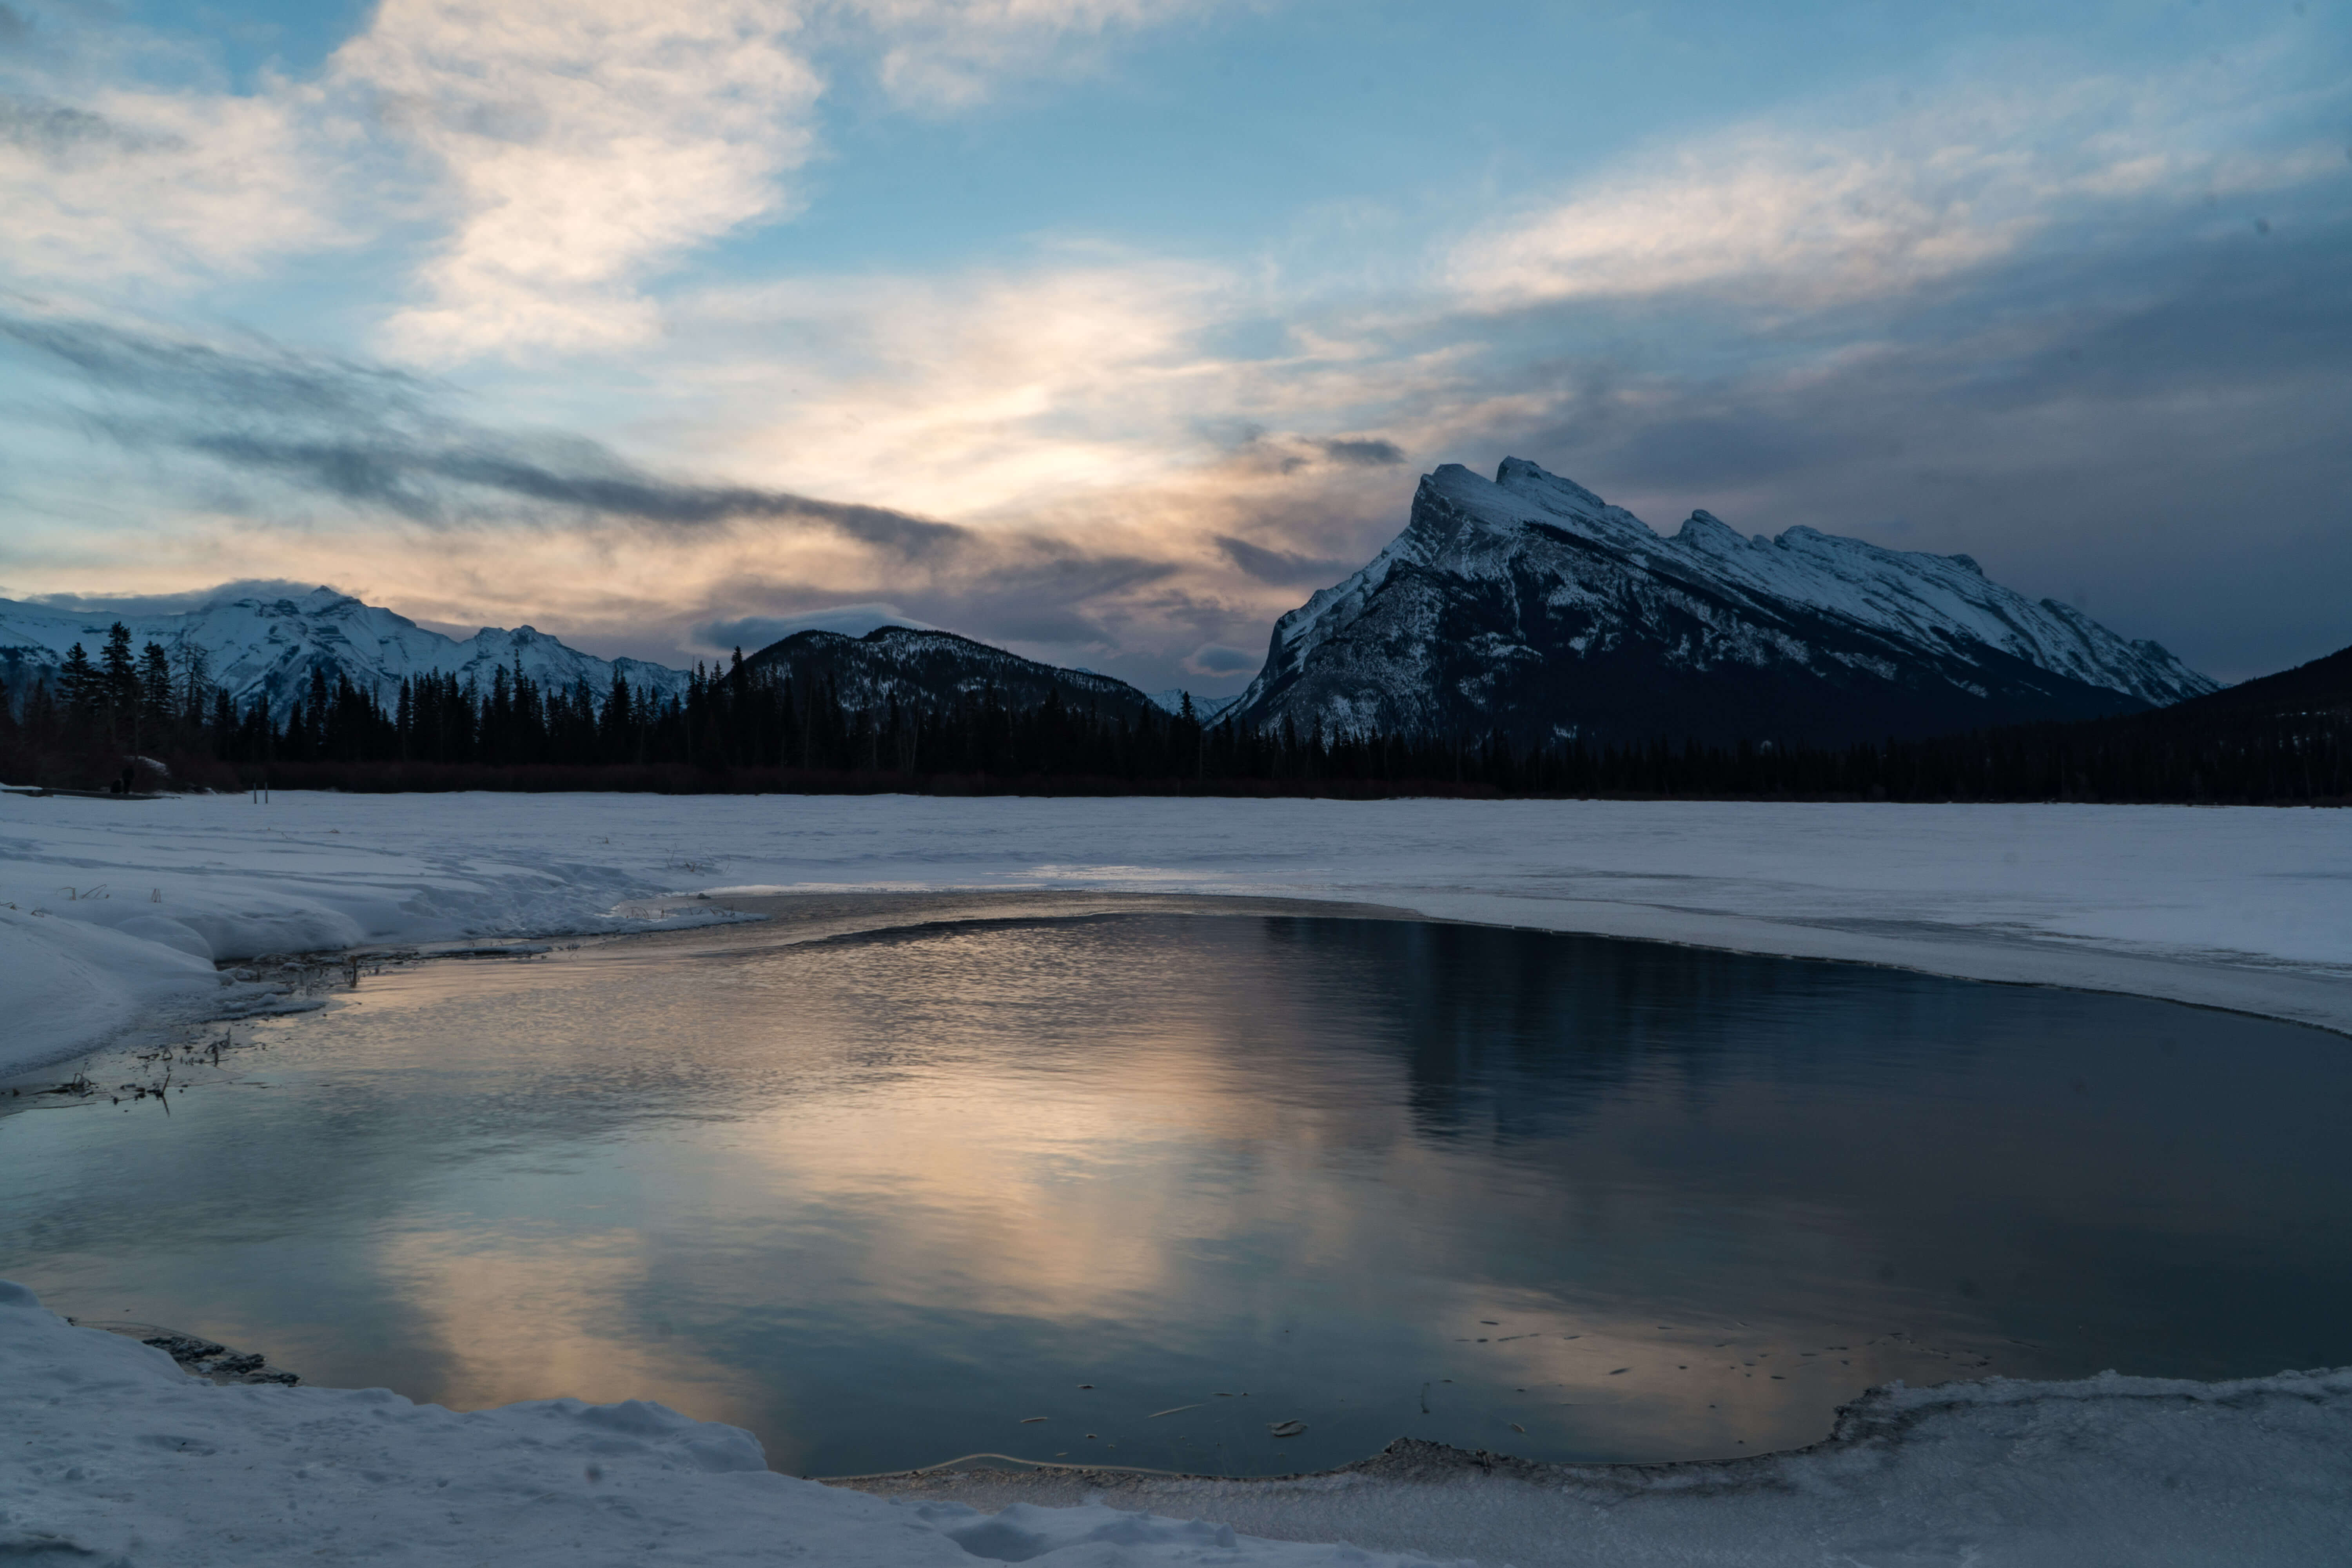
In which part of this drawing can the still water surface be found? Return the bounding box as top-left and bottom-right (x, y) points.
(5, 910), (2349, 1478)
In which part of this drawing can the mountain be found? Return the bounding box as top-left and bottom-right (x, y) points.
(2156, 640), (2350, 720)
(744, 625), (1162, 721)
(0, 587), (689, 713)
(1146, 689), (1242, 721)
(1228, 459), (2218, 747)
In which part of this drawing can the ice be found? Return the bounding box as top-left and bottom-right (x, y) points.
(857, 1370), (2352, 1566)
(0, 1281), (1457, 1566)
(4, 790), (2348, 1079)
(4, 1276), (2344, 1566)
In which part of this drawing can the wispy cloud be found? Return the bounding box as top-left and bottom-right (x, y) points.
(835, 0), (1230, 110)
(1446, 56), (2347, 312)
(0, 0), (1230, 360)
(336, 0), (823, 359)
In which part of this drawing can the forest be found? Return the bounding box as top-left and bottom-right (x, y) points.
(3, 621), (2345, 804)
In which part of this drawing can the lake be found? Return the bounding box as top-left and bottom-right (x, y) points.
(5, 898), (2348, 1479)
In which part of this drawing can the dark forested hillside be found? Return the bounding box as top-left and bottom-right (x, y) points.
(742, 625), (1161, 724)
(2, 618), (2343, 804)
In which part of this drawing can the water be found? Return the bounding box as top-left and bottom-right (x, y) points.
(5, 907), (2350, 1479)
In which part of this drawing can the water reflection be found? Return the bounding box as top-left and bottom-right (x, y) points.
(3, 911), (2348, 1478)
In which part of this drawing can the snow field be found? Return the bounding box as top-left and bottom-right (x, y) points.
(5, 789), (2350, 1079)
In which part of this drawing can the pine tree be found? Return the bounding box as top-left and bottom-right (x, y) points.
(101, 623), (138, 740)
(137, 641), (175, 746)
(172, 642), (212, 725)
(58, 644), (98, 715)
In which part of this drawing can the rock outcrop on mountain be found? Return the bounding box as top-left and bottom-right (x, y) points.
(0, 587), (689, 713)
(744, 625), (1161, 722)
(1227, 459), (2217, 747)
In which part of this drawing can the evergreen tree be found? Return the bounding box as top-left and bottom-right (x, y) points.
(137, 641), (175, 745)
(101, 623), (138, 739)
(58, 644), (97, 715)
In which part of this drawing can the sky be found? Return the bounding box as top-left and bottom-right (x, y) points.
(0, 1), (2346, 690)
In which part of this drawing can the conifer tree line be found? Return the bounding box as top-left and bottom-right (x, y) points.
(2, 621), (2345, 804)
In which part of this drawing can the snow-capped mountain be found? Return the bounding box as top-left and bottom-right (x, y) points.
(1146, 690), (1242, 720)
(1229, 459), (2218, 746)
(745, 625), (1162, 720)
(0, 587), (688, 712)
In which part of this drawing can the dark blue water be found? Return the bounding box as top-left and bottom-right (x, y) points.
(4, 912), (2348, 1478)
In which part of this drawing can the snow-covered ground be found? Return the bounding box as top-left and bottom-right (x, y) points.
(7, 791), (2351, 1563)
(6, 1278), (2346, 1567)
(6, 790), (2351, 1079)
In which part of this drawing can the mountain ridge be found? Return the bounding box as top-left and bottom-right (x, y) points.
(742, 625), (1163, 722)
(0, 587), (690, 715)
(1229, 458), (2215, 746)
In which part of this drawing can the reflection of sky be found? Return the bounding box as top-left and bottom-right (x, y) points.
(1, 3), (2347, 685)
(3, 914), (2348, 1477)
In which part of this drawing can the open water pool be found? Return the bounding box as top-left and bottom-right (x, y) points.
(4, 898), (2347, 1479)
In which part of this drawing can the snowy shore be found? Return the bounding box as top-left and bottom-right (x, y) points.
(8, 792), (2352, 1563)
(6, 1278), (2346, 1567)
(4, 790), (2349, 1078)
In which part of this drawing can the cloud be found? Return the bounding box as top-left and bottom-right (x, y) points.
(0, 1), (1224, 358)
(0, 306), (970, 554)
(1215, 535), (1350, 585)
(836, 0), (1227, 111)
(5, 579), (340, 618)
(1316, 436), (1405, 467)
(0, 95), (180, 156)
(1445, 57), (2347, 312)
(0, 84), (345, 285)
(334, 0), (824, 360)
(1180, 642), (1257, 677)
(0, 305), (1214, 672)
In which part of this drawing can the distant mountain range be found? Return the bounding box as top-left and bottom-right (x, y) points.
(0, 587), (689, 713)
(2, 458), (2232, 749)
(1226, 459), (2216, 747)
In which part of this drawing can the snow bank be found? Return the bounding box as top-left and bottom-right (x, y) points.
(5, 791), (2348, 1079)
(6, 1278), (2345, 1567)
(0, 1281), (1457, 1567)
(859, 1369), (2352, 1567)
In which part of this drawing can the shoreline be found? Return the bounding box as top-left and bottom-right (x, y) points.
(9, 1278), (2346, 1566)
(7, 793), (2349, 1083)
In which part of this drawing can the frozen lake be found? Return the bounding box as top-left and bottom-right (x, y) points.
(5, 897), (2348, 1481)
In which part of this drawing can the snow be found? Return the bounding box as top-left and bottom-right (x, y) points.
(6, 1280), (2347, 1566)
(6, 793), (2349, 1560)
(860, 1370), (2352, 1567)
(1147, 690), (1244, 720)
(0, 1281), (1460, 1567)
(0, 587), (689, 714)
(5, 791), (2350, 1082)
(1238, 459), (2216, 724)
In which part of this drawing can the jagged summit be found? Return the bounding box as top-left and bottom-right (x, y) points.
(1229, 458), (2216, 746)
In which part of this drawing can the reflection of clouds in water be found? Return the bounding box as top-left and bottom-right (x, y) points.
(27, 905), (2327, 1476)
(375, 1227), (758, 1430)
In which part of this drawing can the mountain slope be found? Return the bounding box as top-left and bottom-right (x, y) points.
(744, 625), (1161, 721)
(0, 588), (688, 713)
(1229, 459), (2216, 746)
